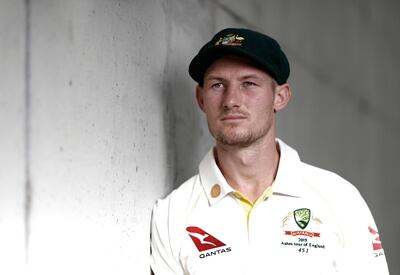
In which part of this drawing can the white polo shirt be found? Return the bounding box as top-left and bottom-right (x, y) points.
(150, 139), (389, 275)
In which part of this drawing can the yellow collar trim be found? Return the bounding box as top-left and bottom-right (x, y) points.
(232, 186), (273, 221)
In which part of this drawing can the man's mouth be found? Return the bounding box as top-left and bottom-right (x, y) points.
(220, 114), (247, 121)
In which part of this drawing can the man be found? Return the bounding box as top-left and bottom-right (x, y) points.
(150, 28), (389, 274)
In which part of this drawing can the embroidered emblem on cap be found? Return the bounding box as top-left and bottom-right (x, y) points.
(215, 34), (244, 46)
(210, 184), (221, 198)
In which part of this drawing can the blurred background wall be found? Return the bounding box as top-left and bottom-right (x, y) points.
(0, 0), (399, 274)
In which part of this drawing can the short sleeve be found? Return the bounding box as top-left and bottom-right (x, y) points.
(338, 187), (389, 274)
(150, 200), (184, 275)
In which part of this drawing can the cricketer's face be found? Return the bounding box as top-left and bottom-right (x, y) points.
(196, 55), (289, 147)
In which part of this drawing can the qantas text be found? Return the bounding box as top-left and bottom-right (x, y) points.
(199, 247), (232, 259)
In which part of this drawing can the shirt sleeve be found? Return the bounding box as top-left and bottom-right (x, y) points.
(338, 187), (390, 274)
(150, 199), (185, 275)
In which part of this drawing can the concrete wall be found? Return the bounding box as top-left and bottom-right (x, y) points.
(0, 1), (26, 274)
(0, 0), (399, 274)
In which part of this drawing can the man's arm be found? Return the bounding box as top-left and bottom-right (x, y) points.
(150, 200), (184, 275)
(339, 187), (389, 274)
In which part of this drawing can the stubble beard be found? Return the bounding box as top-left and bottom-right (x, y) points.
(211, 121), (272, 148)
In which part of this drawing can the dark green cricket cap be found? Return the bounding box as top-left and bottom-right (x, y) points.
(189, 28), (290, 85)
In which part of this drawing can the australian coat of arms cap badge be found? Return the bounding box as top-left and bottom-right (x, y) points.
(215, 34), (245, 46)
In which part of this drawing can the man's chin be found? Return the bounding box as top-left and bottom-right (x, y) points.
(216, 133), (255, 147)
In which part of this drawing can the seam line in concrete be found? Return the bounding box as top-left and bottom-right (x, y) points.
(24, 0), (32, 265)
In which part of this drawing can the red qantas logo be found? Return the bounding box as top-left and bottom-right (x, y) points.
(186, 226), (226, 252)
(369, 226), (383, 251)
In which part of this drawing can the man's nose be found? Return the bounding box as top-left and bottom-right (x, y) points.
(223, 85), (242, 109)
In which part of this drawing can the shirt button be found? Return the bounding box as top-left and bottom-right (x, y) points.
(211, 184), (221, 198)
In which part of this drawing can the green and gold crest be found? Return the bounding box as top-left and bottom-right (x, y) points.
(294, 208), (310, 229)
(215, 34), (245, 46)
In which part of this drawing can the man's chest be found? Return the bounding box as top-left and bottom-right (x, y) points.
(178, 195), (342, 275)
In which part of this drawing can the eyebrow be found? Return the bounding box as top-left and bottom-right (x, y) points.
(204, 75), (225, 82)
(240, 74), (262, 80)
(204, 74), (262, 82)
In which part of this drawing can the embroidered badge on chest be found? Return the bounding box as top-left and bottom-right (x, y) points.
(294, 208), (311, 229)
(280, 208), (325, 254)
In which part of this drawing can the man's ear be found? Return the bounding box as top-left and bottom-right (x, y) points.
(273, 83), (292, 112)
(196, 85), (206, 112)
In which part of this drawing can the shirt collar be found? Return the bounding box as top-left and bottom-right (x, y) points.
(272, 138), (303, 198)
(198, 138), (303, 206)
(199, 148), (235, 206)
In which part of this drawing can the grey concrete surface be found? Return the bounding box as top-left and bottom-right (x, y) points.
(26, 1), (173, 274)
(0, 0), (26, 274)
(0, 0), (399, 274)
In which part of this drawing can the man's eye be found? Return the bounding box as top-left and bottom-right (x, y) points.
(242, 81), (256, 88)
(211, 83), (224, 89)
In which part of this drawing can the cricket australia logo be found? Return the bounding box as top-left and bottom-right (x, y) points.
(282, 208), (321, 238)
(294, 208), (311, 229)
(281, 208), (325, 253)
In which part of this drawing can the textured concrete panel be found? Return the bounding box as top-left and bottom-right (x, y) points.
(0, 1), (26, 274)
(27, 1), (170, 274)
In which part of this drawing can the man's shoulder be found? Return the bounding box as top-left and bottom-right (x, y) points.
(278, 139), (362, 199)
(152, 174), (202, 216)
(298, 161), (360, 197)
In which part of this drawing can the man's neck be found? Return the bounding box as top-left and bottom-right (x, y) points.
(215, 136), (280, 203)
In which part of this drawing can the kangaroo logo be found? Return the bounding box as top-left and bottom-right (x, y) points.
(186, 226), (226, 252)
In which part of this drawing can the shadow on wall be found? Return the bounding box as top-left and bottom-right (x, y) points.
(159, 46), (209, 191)
(155, 0), (216, 192)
